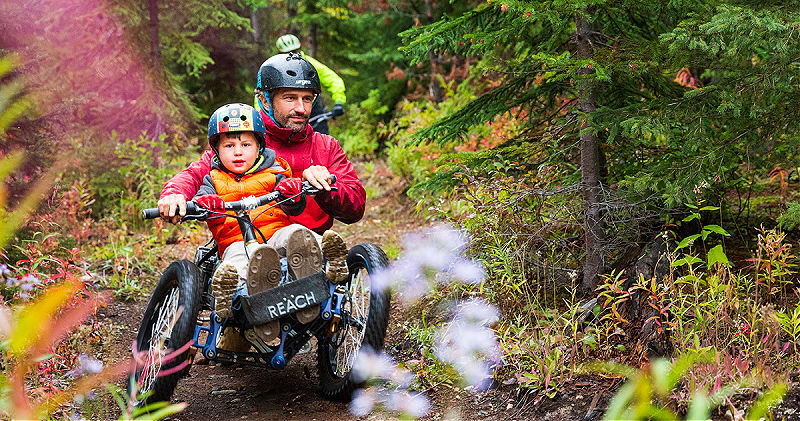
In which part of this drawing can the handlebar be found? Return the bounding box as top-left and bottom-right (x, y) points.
(308, 111), (334, 127)
(142, 175), (337, 221)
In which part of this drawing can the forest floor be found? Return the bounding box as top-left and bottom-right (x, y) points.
(93, 158), (800, 420)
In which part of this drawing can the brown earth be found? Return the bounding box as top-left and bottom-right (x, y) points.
(100, 158), (800, 421)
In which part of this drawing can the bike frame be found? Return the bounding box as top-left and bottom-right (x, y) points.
(178, 189), (351, 370)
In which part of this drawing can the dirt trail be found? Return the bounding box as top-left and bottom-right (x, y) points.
(100, 160), (426, 420)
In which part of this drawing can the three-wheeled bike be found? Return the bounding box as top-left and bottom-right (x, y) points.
(134, 180), (389, 404)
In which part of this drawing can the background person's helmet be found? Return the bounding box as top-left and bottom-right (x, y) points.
(276, 34), (301, 53)
(256, 53), (321, 94)
(207, 103), (266, 152)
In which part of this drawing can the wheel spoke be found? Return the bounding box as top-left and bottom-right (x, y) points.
(332, 267), (371, 377)
(139, 287), (180, 394)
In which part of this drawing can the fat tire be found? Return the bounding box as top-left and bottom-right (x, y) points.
(132, 260), (202, 405)
(317, 243), (390, 401)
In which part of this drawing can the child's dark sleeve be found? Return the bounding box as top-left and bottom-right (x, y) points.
(275, 175), (306, 217)
(161, 149), (213, 200)
(192, 175), (217, 200)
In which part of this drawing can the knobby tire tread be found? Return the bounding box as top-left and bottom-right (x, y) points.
(317, 243), (390, 401)
(134, 260), (202, 405)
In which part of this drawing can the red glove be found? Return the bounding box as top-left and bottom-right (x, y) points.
(277, 178), (303, 202)
(195, 194), (225, 211)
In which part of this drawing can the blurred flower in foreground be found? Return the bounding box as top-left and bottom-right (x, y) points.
(372, 224), (486, 305)
(435, 298), (502, 391)
(352, 224), (501, 419)
(70, 353), (104, 378)
(350, 346), (429, 418)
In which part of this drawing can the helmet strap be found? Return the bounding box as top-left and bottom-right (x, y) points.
(257, 93), (281, 127)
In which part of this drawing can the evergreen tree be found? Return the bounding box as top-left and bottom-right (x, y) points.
(401, 1), (800, 289)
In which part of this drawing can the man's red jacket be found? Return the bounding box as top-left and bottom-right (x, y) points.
(160, 113), (366, 234)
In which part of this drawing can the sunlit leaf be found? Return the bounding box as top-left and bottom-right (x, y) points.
(685, 391), (710, 420)
(7, 281), (78, 356)
(707, 245), (730, 267)
(747, 383), (788, 420)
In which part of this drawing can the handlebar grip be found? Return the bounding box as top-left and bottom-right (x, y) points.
(330, 174), (337, 184)
(141, 202), (201, 220)
(142, 208), (160, 220)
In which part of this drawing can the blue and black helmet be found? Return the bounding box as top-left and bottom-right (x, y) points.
(256, 53), (321, 94)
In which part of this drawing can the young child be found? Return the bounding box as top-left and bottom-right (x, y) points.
(194, 103), (326, 345)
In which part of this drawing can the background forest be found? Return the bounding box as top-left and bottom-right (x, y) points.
(2, 0), (800, 419)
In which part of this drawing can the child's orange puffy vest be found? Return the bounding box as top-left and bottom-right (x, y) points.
(207, 157), (292, 255)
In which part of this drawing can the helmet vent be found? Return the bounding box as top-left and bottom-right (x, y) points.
(241, 115), (247, 121)
(286, 70), (297, 76)
(223, 116), (230, 122)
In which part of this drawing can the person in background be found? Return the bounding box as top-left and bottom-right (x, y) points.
(273, 33), (346, 135)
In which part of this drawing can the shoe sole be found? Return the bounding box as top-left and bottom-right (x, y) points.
(287, 228), (322, 279)
(212, 263), (239, 319)
(247, 246), (281, 343)
(247, 246), (282, 291)
(287, 228), (322, 323)
(321, 230), (349, 284)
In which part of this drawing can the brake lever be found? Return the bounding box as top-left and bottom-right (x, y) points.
(181, 208), (211, 222)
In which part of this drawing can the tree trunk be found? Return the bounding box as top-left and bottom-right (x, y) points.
(425, 0), (443, 102)
(287, 0), (299, 36)
(575, 11), (604, 291)
(147, 0), (161, 65)
(251, 6), (261, 46)
(307, 2), (317, 57)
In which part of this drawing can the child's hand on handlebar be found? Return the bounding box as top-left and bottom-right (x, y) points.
(196, 194), (226, 211)
(158, 194), (188, 223)
(302, 165), (334, 192)
(277, 178), (304, 203)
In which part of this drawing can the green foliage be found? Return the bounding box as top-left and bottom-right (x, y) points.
(584, 349), (787, 420)
(399, 0), (800, 208)
(88, 132), (189, 224)
(0, 54), (31, 134)
(776, 202), (800, 232)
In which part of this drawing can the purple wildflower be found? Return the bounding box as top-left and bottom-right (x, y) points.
(433, 300), (502, 390)
(374, 224), (487, 306)
(352, 346), (396, 383)
(446, 258), (486, 284)
(350, 388), (377, 417)
(453, 298), (500, 326)
(0, 305), (10, 339)
(385, 389), (431, 418)
(71, 353), (104, 378)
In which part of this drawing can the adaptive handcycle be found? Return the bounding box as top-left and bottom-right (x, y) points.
(134, 179), (390, 404)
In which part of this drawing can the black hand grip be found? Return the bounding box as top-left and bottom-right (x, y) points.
(141, 202), (201, 220)
(142, 208), (160, 220)
(330, 174), (337, 184)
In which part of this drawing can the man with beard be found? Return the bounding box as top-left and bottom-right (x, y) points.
(158, 53), (365, 289)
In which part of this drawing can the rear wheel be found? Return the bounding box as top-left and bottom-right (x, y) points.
(132, 260), (202, 405)
(317, 243), (390, 401)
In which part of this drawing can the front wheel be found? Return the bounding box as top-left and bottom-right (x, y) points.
(132, 260), (202, 405)
(317, 243), (390, 401)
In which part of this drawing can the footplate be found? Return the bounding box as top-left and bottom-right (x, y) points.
(241, 272), (330, 325)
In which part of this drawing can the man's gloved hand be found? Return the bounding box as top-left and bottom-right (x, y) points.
(331, 103), (344, 118)
(277, 178), (304, 203)
(195, 194), (225, 211)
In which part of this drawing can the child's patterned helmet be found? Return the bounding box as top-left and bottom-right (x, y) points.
(207, 103), (266, 151)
